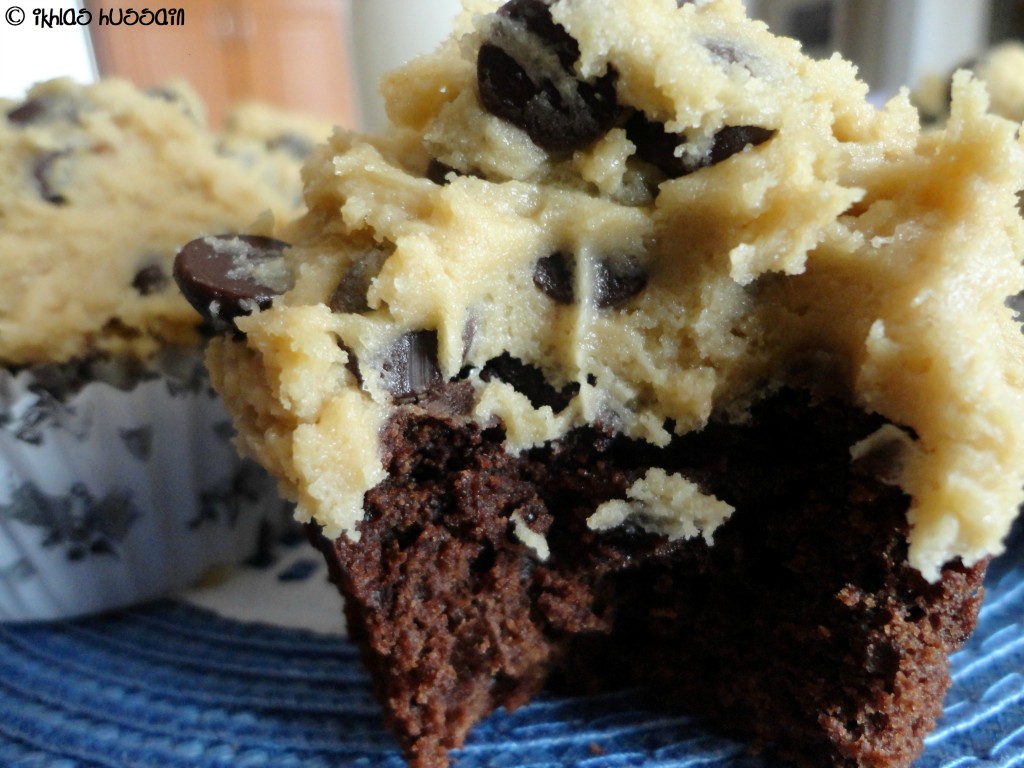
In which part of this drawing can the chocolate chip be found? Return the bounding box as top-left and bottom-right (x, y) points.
(534, 251), (647, 308)
(626, 110), (774, 178)
(481, 352), (578, 411)
(33, 150), (70, 205)
(426, 159), (488, 185)
(329, 247), (391, 314)
(709, 125), (775, 165)
(477, 0), (619, 152)
(382, 330), (444, 404)
(173, 234), (291, 333)
(533, 251), (575, 304)
(625, 111), (692, 178)
(594, 255), (647, 309)
(6, 95), (78, 126)
(7, 99), (49, 125)
(426, 159), (460, 185)
(131, 263), (168, 296)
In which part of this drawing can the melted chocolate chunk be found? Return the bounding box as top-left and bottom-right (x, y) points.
(477, 0), (619, 152)
(533, 251), (575, 304)
(626, 111), (775, 178)
(33, 150), (70, 205)
(131, 263), (169, 296)
(173, 234), (291, 333)
(481, 352), (579, 411)
(382, 330), (444, 404)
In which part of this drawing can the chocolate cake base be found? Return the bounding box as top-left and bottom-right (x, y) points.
(309, 388), (986, 768)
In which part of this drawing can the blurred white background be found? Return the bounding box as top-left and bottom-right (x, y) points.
(0, 1), (97, 98)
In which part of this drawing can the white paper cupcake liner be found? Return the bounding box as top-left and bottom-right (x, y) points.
(0, 353), (294, 622)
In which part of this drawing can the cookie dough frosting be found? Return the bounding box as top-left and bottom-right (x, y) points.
(203, 0), (1024, 582)
(0, 78), (325, 366)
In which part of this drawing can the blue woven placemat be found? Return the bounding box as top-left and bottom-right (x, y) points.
(3, 528), (1024, 768)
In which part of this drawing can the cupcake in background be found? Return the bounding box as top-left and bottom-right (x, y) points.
(0, 77), (327, 622)
(913, 41), (1024, 125)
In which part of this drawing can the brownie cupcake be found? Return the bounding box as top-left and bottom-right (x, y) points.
(177, 1), (1024, 766)
(0, 78), (327, 621)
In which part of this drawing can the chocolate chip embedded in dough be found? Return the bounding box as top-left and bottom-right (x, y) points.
(33, 150), (70, 205)
(173, 234), (291, 333)
(710, 125), (775, 165)
(533, 251), (575, 304)
(382, 330), (444, 404)
(6, 99), (49, 125)
(426, 159), (460, 185)
(426, 159), (488, 185)
(477, 0), (620, 152)
(625, 111), (692, 178)
(626, 111), (775, 178)
(329, 247), (392, 314)
(480, 352), (578, 411)
(7, 94), (78, 126)
(534, 251), (647, 308)
(131, 263), (169, 296)
(594, 255), (647, 309)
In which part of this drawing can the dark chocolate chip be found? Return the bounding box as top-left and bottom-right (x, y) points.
(477, 0), (620, 152)
(625, 111), (694, 178)
(173, 234), (291, 333)
(6, 95), (78, 126)
(382, 330), (444, 404)
(709, 125), (775, 166)
(426, 159), (489, 185)
(1006, 291), (1024, 325)
(33, 150), (70, 205)
(481, 352), (579, 412)
(329, 247), (391, 314)
(131, 263), (169, 296)
(594, 255), (647, 309)
(426, 159), (460, 185)
(534, 251), (647, 308)
(499, 0), (577, 67)
(533, 251), (575, 304)
(7, 99), (49, 125)
(626, 110), (775, 178)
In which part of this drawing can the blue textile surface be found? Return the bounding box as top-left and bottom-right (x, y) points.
(3, 530), (1024, 768)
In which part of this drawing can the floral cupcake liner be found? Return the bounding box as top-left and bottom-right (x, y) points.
(0, 351), (293, 622)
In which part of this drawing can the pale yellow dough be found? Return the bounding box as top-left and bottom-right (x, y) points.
(0, 78), (330, 366)
(208, 0), (1024, 581)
